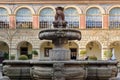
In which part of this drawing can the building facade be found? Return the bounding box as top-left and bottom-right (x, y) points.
(0, 0), (120, 61)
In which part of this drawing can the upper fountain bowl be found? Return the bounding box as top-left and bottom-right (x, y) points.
(39, 28), (81, 41)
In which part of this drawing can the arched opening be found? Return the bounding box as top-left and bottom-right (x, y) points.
(17, 41), (32, 59)
(109, 7), (120, 29)
(39, 8), (54, 29)
(86, 7), (102, 29)
(0, 8), (9, 29)
(0, 41), (9, 62)
(16, 8), (32, 29)
(40, 41), (53, 60)
(64, 7), (79, 28)
(109, 41), (120, 61)
(86, 41), (101, 60)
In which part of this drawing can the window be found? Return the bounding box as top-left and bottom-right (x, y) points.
(109, 8), (120, 29)
(64, 8), (79, 28)
(0, 8), (9, 29)
(86, 8), (102, 29)
(16, 8), (32, 29)
(44, 48), (52, 57)
(39, 8), (54, 28)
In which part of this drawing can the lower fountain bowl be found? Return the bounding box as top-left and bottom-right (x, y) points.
(3, 60), (118, 80)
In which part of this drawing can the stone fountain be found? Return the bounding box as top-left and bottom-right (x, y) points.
(2, 7), (118, 80)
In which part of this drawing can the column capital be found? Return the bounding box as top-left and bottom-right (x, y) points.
(79, 48), (86, 50)
(80, 14), (85, 16)
(102, 14), (109, 15)
(33, 14), (39, 16)
(9, 14), (15, 16)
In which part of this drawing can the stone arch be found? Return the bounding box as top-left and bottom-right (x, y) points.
(38, 6), (55, 15)
(16, 39), (33, 48)
(17, 41), (33, 58)
(14, 5), (35, 14)
(109, 41), (120, 48)
(85, 5), (105, 14)
(0, 41), (9, 53)
(67, 41), (79, 48)
(64, 6), (82, 14)
(0, 5), (11, 14)
(107, 5), (120, 14)
(86, 40), (102, 60)
(85, 40), (102, 47)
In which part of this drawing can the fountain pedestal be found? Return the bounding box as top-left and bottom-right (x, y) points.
(39, 28), (81, 61)
(50, 48), (70, 60)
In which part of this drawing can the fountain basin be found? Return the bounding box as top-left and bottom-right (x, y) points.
(3, 60), (118, 80)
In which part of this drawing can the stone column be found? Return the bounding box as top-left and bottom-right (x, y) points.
(103, 14), (109, 29)
(9, 14), (15, 29)
(32, 48), (40, 60)
(102, 48), (108, 60)
(80, 14), (86, 29)
(10, 48), (17, 60)
(33, 14), (39, 29)
(79, 48), (86, 60)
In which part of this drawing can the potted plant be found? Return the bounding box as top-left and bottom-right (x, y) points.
(18, 55), (28, 60)
(28, 53), (32, 59)
(88, 55), (97, 60)
(10, 54), (15, 60)
(31, 50), (38, 55)
(4, 52), (9, 60)
(104, 50), (112, 60)
(31, 50), (38, 59)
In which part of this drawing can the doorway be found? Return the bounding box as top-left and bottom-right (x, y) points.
(70, 48), (77, 60)
(20, 47), (28, 56)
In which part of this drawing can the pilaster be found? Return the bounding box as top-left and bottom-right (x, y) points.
(102, 48), (109, 60)
(33, 14), (39, 29)
(9, 14), (16, 29)
(80, 14), (86, 29)
(103, 14), (109, 29)
(78, 48), (86, 60)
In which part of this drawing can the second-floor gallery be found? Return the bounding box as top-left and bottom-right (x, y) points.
(0, 5), (120, 29)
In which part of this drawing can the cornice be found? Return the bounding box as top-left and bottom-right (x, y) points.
(0, 0), (120, 4)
